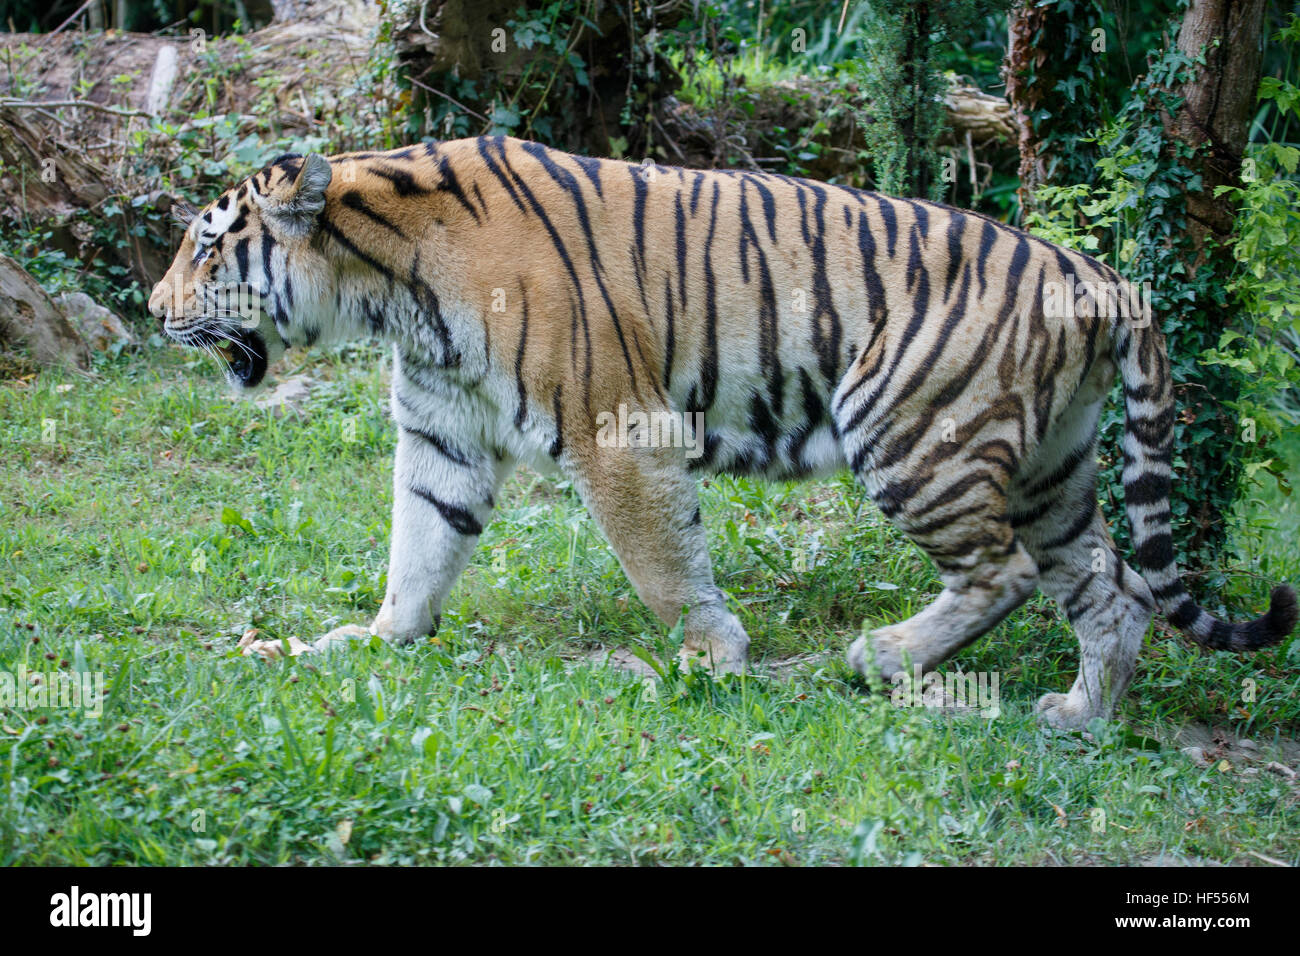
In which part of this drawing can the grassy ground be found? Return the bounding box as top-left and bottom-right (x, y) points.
(1, 343), (1297, 865)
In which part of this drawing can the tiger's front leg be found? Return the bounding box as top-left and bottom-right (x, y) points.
(241, 394), (511, 659)
(366, 423), (512, 644)
(566, 438), (750, 674)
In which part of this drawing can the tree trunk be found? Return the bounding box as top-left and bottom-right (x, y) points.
(1004, 1), (1049, 215)
(1162, 0), (1267, 558)
(1003, 0), (1108, 221)
(1163, 0), (1267, 255)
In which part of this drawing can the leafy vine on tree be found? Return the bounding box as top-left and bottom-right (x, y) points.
(1029, 11), (1300, 593)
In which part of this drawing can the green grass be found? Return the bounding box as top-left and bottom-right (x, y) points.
(1, 344), (1297, 865)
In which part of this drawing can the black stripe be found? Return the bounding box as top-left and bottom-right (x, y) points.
(841, 230), (932, 436)
(943, 212), (967, 301)
(342, 191), (407, 238)
(674, 193), (688, 309)
(475, 137), (528, 214)
(885, 265), (973, 423)
(748, 392), (780, 468)
(1124, 471), (1168, 507)
(517, 142), (643, 393)
(788, 367), (826, 466)
(472, 182), (489, 218)
(856, 210), (887, 326)
(434, 150), (482, 223)
(975, 220), (997, 296)
(699, 181), (721, 412)
(372, 163), (427, 196)
(806, 181), (844, 386)
(907, 200), (930, 240)
(1125, 409), (1175, 448)
(737, 178), (783, 416)
(549, 384), (564, 459)
(1134, 532), (1175, 572)
(573, 154), (604, 196)
(663, 276), (676, 390)
(740, 173), (778, 242)
(319, 217), (394, 280)
(401, 423), (474, 467)
(407, 250), (455, 362)
(909, 470), (1003, 520)
(514, 290), (529, 429)
(261, 232), (275, 285)
(630, 165), (649, 289)
(1150, 579), (1186, 601)
(903, 501), (988, 538)
(874, 195), (898, 258)
(233, 237), (250, 283)
(1166, 597), (1199, 628)
(409, 485), (483, 536)
(1040, 498), (1096, 550)
(1022, 441), (1093, 498)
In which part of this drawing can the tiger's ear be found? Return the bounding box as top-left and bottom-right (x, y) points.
(170, 198), (198, 229)
(263, 153), (333, 236)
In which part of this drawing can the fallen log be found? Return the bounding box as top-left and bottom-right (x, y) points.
(0, 253), (91, 369)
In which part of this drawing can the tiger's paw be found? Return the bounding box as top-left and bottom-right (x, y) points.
(310, 623), (375, 652)
(1035, 692), (1101, 731)
(677, 640), (748, 676)
(847, 628), (911, 687)
(677, 606), (750, 677)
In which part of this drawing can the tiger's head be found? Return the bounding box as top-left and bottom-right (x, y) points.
(148, 153), (335, 388)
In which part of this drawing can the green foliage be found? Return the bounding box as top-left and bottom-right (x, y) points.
(853, 0), (993, 199)
(495, 3), (597, 142)
(1204, 134), (1300, 484)
(0, 226), (82, 295)
(853, 3), (947, 199)
(1009, 0), (1187, 208)
(1204, 17), (1300, 499)
(721, 0), (871, 69)
(400, 1), (602, 147)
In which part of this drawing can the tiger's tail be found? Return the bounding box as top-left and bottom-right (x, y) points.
(1114, 310), (1297, 650)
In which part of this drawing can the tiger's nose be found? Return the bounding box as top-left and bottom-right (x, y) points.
(148, 281), (170, 319)
(149, 277), (191, 322)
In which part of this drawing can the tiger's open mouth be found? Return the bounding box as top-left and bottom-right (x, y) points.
(172, 325), (270, 388)
(216, 327), (270, 388)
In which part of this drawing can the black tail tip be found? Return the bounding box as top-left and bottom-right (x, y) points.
(1265, 584), (1298, 643)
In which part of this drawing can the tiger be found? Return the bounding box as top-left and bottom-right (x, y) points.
(148, 136), (1296, 729)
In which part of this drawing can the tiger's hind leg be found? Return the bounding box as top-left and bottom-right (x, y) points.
(842, 420), (1039, 684)
(567, 441), (749, 674)
(846, 509), (1040, 684)
(1012, 400), (1155, 729)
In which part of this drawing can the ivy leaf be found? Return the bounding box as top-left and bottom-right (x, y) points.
(488, 104), (520, 135)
